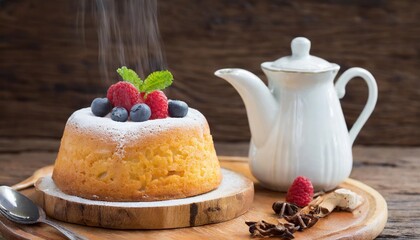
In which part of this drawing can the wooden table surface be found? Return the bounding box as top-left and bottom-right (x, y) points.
(0, 142), (419, 239)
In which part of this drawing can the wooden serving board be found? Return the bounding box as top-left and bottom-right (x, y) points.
(0, 157), (388, 240)
(33, 168), (254, 229)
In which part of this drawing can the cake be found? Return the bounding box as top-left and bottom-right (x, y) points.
(52, 67), (222, 201)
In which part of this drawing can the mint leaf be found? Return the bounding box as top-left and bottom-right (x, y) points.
(140, 70), (173, 94)
(116, 66), (142, 89)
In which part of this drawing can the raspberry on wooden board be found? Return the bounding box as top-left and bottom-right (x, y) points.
(286, 176), (314, 207)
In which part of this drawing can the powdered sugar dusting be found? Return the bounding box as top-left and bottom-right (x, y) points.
(66, 107), (208, 156)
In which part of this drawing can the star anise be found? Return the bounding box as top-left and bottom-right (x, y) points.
(272, 201), (300, 218)
(284, 213), (319, 231)
(245, 220), (298, 239)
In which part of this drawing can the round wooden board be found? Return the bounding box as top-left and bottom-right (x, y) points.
(33, 168), (254, 229)
(0, 158), (388, 240)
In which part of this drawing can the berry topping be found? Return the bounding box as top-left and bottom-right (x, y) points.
(168, 100), (188, 118)
(130, 103), (151, 122)
(107, 81), (141, 111)
(91, 98), (112, 117)
(286, 176), (314, 207)
(143, 91), (168, 119)
(106, 66), (175, 121)
(111, 107), (128, 122)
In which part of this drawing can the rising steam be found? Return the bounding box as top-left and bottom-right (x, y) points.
(79, 0), (167, 82)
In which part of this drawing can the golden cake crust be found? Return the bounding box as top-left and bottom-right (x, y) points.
(52, 108), (221, 201)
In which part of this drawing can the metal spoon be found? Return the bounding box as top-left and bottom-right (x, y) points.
(0, 186), (87, 240)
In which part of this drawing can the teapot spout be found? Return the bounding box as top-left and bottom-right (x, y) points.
(215, 68), (277, 147)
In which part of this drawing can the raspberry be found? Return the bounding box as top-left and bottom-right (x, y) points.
(286, 176), (314, 207)
(107, 81), (142, 111)
(142, 91), (168, 119)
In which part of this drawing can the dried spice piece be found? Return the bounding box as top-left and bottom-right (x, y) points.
(306, 188), (363, 218)
(284, 213), (319, 231)
(245, 188), (363, 238)
(245, 220), (298, 239)
(272, 201), (300, 218)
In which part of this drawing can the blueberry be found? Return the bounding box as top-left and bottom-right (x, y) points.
(111, 107), (128, 122)
(130, 103), (151, 122)
(91, 98), (112, 117)
(168, 100), (188, 118)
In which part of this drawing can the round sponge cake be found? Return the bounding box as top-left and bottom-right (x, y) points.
(52, 107), (221, 202)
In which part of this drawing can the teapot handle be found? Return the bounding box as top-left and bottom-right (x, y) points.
(335, 67), (378, 146)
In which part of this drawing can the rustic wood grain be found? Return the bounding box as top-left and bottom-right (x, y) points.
(0, 158), (387, 240)
(0, 0), (419, 145)
(0, 143), (419, 238)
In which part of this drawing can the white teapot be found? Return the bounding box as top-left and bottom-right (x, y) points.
(215, 37), (377, 191)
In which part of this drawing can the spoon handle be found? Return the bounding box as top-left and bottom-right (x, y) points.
(39, 218), (87, 240)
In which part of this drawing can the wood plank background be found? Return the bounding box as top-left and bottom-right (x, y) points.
(0, 0), (419, 148)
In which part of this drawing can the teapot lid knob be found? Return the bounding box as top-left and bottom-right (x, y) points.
(264, 37), (338, 72)
(291, 37), (311, 59)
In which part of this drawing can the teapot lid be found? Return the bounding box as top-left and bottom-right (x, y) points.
(262, 37), (339, 73)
